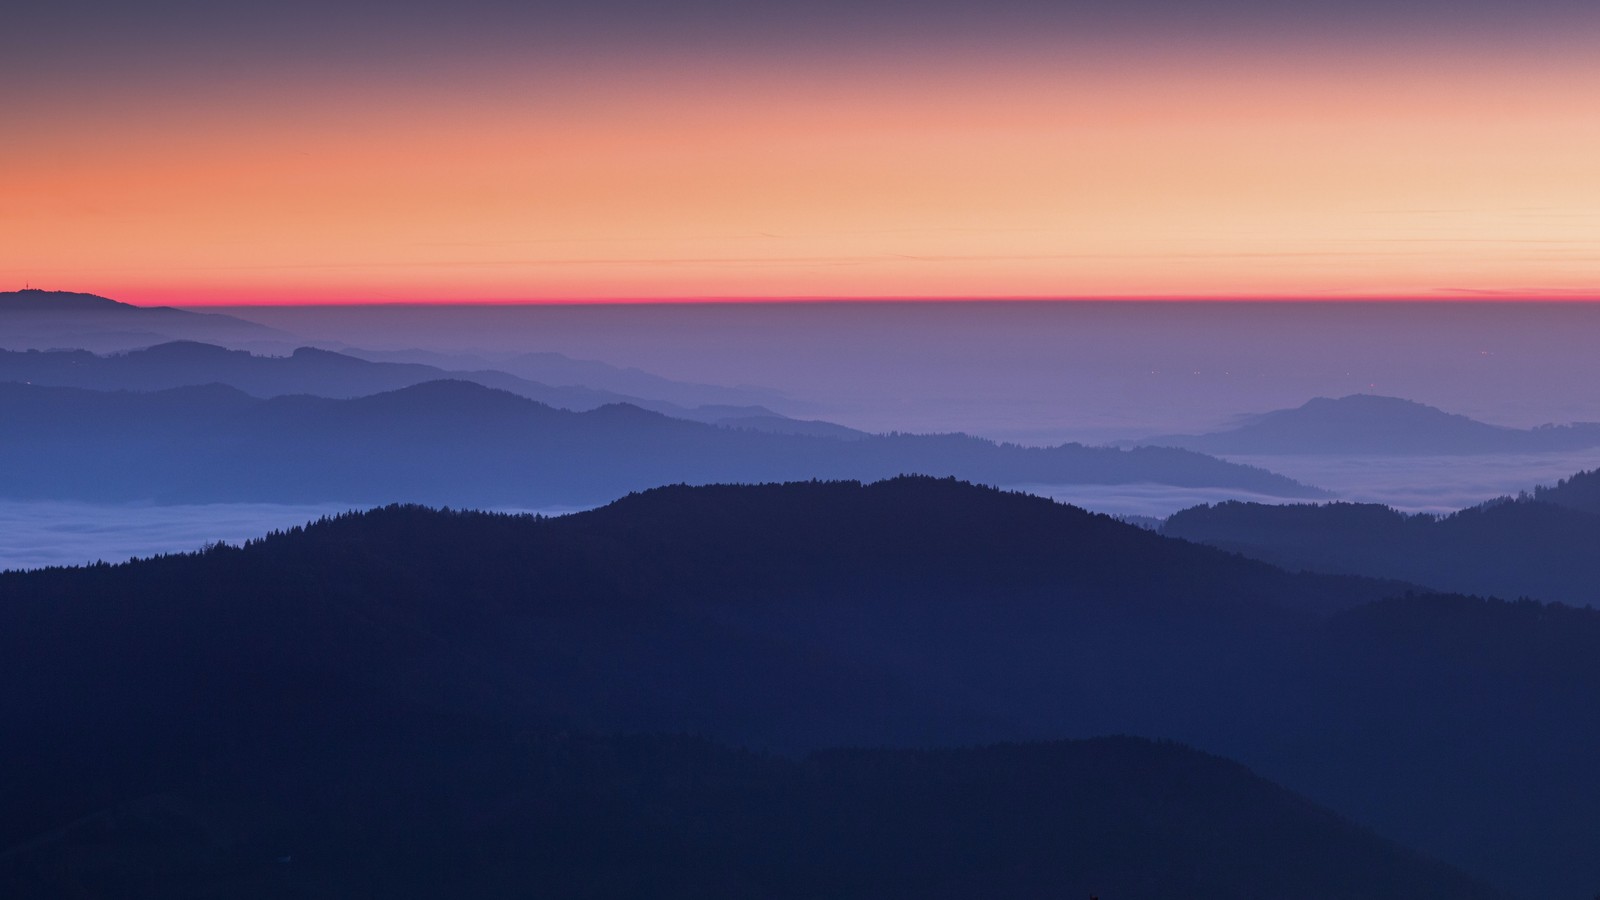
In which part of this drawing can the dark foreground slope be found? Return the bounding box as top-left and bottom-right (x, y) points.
(0, 380), (1321, 504)
(1, 479), (1589, 895)
(1163, 495), (1600, 606)
(0, 732), (1491, 900)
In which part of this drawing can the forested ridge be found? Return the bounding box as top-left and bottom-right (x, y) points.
(4, 478), (1592, 896)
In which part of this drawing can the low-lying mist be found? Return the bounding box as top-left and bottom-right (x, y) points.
(12, 449), (1587, 571)
(0, 500), (589, 571)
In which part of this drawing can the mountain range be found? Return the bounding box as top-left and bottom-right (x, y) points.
(0, 339), (841, 433)
(6, 287), (1591, 897)
(0, 379), (1322, 505)
(2, 287), (818, 419)
(1136, 393), (1600, 455)
(4, 477), (1597, 896)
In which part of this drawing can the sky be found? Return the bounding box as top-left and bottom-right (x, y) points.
(7, 0), (1600, 304)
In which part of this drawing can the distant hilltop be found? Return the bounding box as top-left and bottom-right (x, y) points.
(1133, 393), (1600, 456)
(0, 288), (132, 311)
(0, 287), (240, 315)
(0, 288), (291, 352)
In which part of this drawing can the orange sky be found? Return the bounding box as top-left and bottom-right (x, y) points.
(6, 45), (1599, 304)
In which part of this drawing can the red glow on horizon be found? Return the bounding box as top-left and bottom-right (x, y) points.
(81, 290), (1600, 309)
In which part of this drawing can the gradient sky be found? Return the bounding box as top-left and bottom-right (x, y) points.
(7, 0), (1600, 303)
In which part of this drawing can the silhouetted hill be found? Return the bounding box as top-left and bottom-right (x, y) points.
(0, 289), (129, 312)
(1163, 496), (1600, 606)
(1138, 393), (1600, 455)
(0, 341), (818, 431)
(0, 478), (1593, 894)
(0, 380), (1322, 504)
(0, 289), (290, 352)
(1528, 467), (1600, 515)
(0, 732), (1494, 900)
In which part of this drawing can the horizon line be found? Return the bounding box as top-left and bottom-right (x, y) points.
(187, 294), (1600, 308)
(14, 286), (1600, 307)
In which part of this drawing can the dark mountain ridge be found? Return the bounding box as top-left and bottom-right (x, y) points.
(1527, 466), (1600, 515)
(1162, 485), (1600, 606)
(1137, 393), (1600, 455)
(0, 379), (1323, 504)
(1, 478), (1596, 895)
